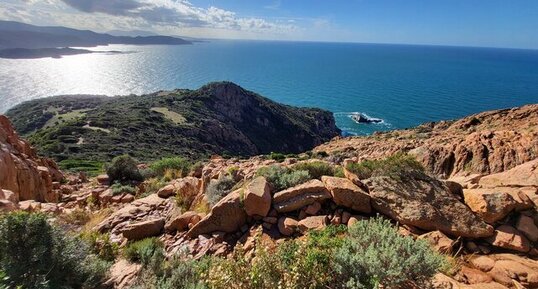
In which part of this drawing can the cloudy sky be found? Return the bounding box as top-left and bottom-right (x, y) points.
(1, 0), (537, 48)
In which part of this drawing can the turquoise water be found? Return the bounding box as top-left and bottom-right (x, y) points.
(1, 41), (538, 135)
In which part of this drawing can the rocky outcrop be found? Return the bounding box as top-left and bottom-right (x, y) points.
(273, 179), (331, 213)
(314, 104), (538, 178)
(463, 189), (517, 224)
(96, 194), (175, 240)
(368, 174), (493, 238)
(243, 177), (271, 217)
(321, 176), (371, 213)
(0, 115), (62, 202)
(486, 225), (531, 253)
(478, 158), (538, 188)
(157, 177), (201, 199)
(187, 191), (247, 237)
(0, 189), (17, 211)
(122, 218), (165, 240)
(105, 259), (141, 289)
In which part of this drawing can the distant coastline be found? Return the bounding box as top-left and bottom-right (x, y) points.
(0, 20), (191, 59)
(0, 47), (127, 59)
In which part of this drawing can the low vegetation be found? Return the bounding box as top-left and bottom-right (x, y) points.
(205, 175), (237, 207)
(124, 237), (165, 268)
(80, 231), (119, 262)
(256, 165), (312, 191)
(110, 182), (137, 195)
(58, 159), (104, 176)
(334, 217), (448, 288)
(346, 153), (425, 180)
(0, 212), (109, 289)
(291, 161), (340, 179)
(106, 154), (144, 184)
(150, 157), (192, 179)
(127, 218), (447, 289)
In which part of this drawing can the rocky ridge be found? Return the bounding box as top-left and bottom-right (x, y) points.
(2, 104), (538, 289)
(0, 115), (62, 208)
(315, 104), (538, 178)
(5, 82), (341, 161)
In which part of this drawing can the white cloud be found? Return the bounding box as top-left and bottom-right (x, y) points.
(0, 0), (298, 39)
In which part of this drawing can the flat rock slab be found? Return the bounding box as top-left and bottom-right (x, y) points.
(122, 218), (165, 240)
(486, 225), (531, 253)
(479, 159), (538, 188)
(187, 191), (247, 237)
(321, 176), (371, 213)
(368, 174), (493, 238)
(273, 179), (331, 213)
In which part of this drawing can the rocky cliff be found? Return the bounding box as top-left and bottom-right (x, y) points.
(5, 82), (341, 161)
(0, 115), (62, 205)
(315, 104), (538, 178)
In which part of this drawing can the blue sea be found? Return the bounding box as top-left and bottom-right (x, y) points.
(1, 41), (538, 135)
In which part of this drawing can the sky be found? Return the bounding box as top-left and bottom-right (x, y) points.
(1, 0), (537, 49)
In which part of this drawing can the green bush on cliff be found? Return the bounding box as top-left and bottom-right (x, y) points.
(0, 212), (109, 289)
(206, 225), (347, 289)
(291, 161), (337, 179)
(133, 258), (208, 289)
(206, 176), (237, 207)
(80, 231), (119, 262)
(150, 157), (192, 178)
(256, 165), (311, 191)
(124, 237), (165, 270)
(106, 154), (144, 184)
(110, 182), (137, 195)
(346, 153), (424, 180)
(334, 217), (447, 288)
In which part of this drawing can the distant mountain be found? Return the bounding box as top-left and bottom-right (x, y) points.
(0, 20), (191, 49)
(107, 29), (159, 37)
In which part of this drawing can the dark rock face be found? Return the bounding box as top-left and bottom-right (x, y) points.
(6, 82), (341, 161)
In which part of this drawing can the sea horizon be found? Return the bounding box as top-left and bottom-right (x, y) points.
(2, 40), (538, 135)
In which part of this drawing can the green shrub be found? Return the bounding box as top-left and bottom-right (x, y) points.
(0, 270), (7, 289)
(110, 182), (137, 195)
(346, 153), (424, 180)
(206, 176), (236, 207)
(268, 152), (286, 162)
(134, 258), (208, 289)
(140, 167), (157, 179)
(334, 217), (448, 288)
(292, 161), (336, 179)
(106, 155), (143, 184)
(206, 225), (346, 289)
(80, 231), (119, 262)
(256, 165), (311, 191)
(334, 166), (345, 178)
(0, 212), (109, 289)
(150, 157), (191, 178)
(124, 238), (165, 270)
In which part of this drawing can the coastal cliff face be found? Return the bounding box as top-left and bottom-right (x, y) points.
(0, 115), (62, 204)
(5, 82), (341, 161)
(315, 104), (538, 178)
